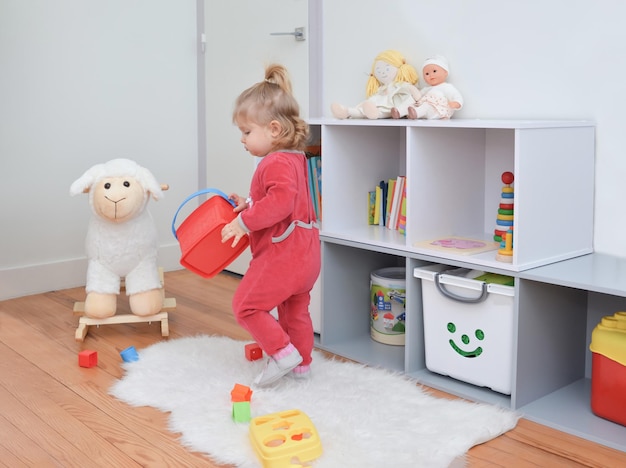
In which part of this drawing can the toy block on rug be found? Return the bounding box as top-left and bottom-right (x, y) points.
(233, 401), (252, 423)
(249, 409), (322, 468)
(231, 383), (253, 402)
(245, 342), (263, 361)
(231, 383), (253, 423)
(73, 268), (177, 341)
(78, 350), (98, 368)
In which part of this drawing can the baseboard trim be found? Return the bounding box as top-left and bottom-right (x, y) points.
(0, 244), (183, 301)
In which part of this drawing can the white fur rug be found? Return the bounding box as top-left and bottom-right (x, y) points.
(110, 335), (519, 467)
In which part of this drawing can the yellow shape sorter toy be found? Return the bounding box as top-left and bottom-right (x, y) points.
(249, 409), (322, 468)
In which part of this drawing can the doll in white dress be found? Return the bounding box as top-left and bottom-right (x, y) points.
(331, 50), (420, 120)
(407, 55), (463, 120)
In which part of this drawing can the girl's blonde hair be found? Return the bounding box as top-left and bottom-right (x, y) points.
(365, 50), (419, 97)
(233, 64), (309, 151)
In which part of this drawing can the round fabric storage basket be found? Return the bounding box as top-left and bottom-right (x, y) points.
(370, 267), (406, 346)
(172, 188), (249, 278)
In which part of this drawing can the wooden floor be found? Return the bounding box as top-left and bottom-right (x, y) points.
(1, 269), (625, 467)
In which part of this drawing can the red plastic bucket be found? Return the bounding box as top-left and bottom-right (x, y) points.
(172, 188), (249, 278)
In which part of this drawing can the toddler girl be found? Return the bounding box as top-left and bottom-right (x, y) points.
(221, 64), (320, 386)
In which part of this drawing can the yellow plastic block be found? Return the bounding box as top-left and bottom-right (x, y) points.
(590, 311), (626, 365)
(249, 409), (322, 468)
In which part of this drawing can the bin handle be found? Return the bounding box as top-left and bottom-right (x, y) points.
(171, 188), (235, 240)
(434, 273), (489, 304)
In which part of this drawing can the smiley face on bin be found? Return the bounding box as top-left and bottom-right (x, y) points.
(447, 322), (484, 358)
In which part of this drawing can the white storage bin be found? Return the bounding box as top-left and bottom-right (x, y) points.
(414, 264), (515, 394)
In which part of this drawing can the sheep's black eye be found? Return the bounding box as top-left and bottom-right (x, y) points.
(124, 180), (130, 187)
(104, 182), (111, 189)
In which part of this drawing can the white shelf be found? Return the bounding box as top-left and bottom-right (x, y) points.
(309, 117), (594, 129)
(519, 252), (626, 296)
(314, 119), (626, 453)
(519, 378), (626, 453)
(320, 120), (595, 271)
(315, 334), (406, 373)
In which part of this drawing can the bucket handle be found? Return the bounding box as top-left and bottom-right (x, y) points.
(434, 273), (489, 304)
(171, 188), (236, 239)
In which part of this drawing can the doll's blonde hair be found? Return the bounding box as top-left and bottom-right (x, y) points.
(233, 64), (309, 152)
(365, 50), (419, 97)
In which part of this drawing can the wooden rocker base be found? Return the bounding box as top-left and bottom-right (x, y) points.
(73, 297), (176, 342)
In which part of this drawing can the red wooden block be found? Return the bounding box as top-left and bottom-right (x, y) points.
(78, 350), (98, 368)
(245, 342), (263, 361)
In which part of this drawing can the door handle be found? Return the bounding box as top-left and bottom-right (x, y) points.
(270, 27), (305, 42)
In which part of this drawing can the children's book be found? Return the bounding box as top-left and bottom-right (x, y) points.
(314, 156), (322, 219)
(385, 178), (396, 228)
(379, 180), (388, 226)
(373, 185), (382, 225)
(413, 236), (499, 255)
(307, 157), (318, 218)
(389, 176), (405, 230)
(397, 183), (407, 235)
(368, 190), (376, 224)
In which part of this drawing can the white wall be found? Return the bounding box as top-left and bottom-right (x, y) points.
(323, 0), (626, 258)
(0, 1), (199, 299)
(3, 0), (626, 300)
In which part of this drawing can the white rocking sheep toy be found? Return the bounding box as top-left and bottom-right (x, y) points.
(70, 158), (166, 319)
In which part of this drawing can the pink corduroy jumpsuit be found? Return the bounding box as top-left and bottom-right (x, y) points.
(233, 150), (320, 366)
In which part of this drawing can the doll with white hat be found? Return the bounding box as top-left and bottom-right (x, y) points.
(406, 55), (463, 120)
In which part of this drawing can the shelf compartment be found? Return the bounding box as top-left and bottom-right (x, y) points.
(316, 335), (406, 373)
(406, 125), (595, 271)
(320, 225), (408, 252)
(318, 119), (595, 272)
(319, 242), (410, 371)
(520, 378), (626, 453)
(320, 124), (407, 242)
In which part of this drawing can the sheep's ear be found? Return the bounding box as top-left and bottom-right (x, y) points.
(138, 167), (164, 201)
(69, 164), (104, 196)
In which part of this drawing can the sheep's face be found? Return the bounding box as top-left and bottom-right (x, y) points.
(91, 175), (148, 223)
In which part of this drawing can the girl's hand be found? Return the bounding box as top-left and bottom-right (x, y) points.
(221, 218), (246, 247)
(228, 193), (249, 213)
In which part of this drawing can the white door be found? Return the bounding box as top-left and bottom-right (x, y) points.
(202, 1), (321, 332)
(203, 0), (310, 275)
